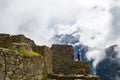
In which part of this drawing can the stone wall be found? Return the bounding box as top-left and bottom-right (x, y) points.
(0, 34), (53, 79)
(51, 44), (74, 75)
(0, 34), (94, 80)
(0, 49), (44, 80)
(0, 34), (36, 50)
(51, 44), (90, 75)
(35, 46), (53, 74)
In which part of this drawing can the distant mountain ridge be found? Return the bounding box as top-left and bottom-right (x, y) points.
(96, 45), (120, 80)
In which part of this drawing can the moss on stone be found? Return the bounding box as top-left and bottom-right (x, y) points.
(17, 49), (43, 57)
(0, 47), (43, 57)
(17, 49), (30, 56)
(0, 47), (9, 51)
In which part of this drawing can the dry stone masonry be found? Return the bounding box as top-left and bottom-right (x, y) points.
(0, 34), (99, 80)
(51, 44), (90, 75)
(0, 49), (44, 80)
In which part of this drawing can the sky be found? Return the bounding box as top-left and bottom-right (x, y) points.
(0, 0), (120, 78)
(0, 0), (116, 45)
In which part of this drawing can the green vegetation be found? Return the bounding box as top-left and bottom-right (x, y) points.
(18, 49), (40, 57)
(0, 47), (10, 51)
(0, 47), (43, 57)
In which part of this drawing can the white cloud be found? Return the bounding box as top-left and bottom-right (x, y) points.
(114, 45), (120, 63)
(115, 76), (120, 80)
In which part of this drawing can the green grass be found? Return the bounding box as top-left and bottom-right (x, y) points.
(0, 47), (10, 50)
(18, 49), (43, 57)
(0, 47), (43, 57)
(17, 49), (30, 56)
(32, 51), (41, 56)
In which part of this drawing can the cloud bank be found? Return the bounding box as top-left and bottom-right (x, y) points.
(0, 0), (120, 72)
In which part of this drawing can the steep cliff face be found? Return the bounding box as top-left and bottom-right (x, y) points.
(0, 49), (44, 80)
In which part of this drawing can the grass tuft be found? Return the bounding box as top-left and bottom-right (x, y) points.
(0, 47), (43, 57)
(18, 49), (42, 57)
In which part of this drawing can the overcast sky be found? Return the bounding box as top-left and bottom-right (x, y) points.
(0, 0), (120, 72)
(0, 0), (118, 45)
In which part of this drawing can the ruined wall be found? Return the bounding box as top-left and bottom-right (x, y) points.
(0, 34), (92, 80)
(35, 46), (53, 74)
(0, 34), (53, 76)
(0, 34), (36, 50)
(0, 49), (44, 80)
(72, 62), (90, 75)
(51, 44), (74, 75)
(51, 44), (90, 75)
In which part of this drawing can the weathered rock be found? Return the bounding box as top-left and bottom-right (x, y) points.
(37, 46), (53, 74)
(51, 44), (90, 75)
(0, 34), (36, 49)
(0, 49), (44, 80)
(5, 77), (10, 80)
(0, 34), (99, 80)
